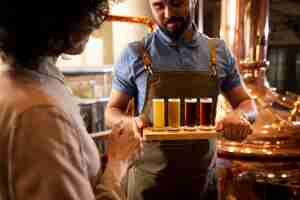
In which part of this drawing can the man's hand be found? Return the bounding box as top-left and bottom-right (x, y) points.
(221, 85), (257, 142)
(216, 113), (252, 142)
(122, 115), (150, 138)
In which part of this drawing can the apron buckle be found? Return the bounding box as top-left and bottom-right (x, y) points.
(209, 64), (217, 77)
(144, 64), (153, 75)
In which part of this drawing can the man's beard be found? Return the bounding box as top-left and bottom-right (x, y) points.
(158, 15), (192, 40)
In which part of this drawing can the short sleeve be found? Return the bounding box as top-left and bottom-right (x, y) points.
(218, 40), (242, 93)
(112, 43), (141, 97)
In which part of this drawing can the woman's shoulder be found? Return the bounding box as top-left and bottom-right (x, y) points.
(0, 70), (54, 113)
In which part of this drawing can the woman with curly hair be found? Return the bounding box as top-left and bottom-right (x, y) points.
(0, 0), (142, 200)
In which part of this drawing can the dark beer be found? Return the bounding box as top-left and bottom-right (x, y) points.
(184, 98), (197, 127)
(199, 98), (213, 126)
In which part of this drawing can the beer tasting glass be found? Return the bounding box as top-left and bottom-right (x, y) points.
(184, 98), (197, 128)
(152, 98), (165, 129)
(199, 97), (213, 126)
(168, 98), (180, 129)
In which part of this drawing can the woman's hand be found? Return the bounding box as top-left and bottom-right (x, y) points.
(105, 118), (143, 181)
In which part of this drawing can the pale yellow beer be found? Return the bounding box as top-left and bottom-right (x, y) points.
(152, 98), (165, 128)
(168, 98), (180, 128)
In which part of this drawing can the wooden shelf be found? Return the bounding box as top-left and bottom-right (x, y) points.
(143, 127), (220, 141)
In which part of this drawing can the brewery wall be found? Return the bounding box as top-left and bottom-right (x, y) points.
(266, 0), (300, 94)
(202, 0), (221, 38)
(267, 47), (300, 94)
(203, 0), (300, 95)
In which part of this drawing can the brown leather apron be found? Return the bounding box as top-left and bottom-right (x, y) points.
(127, 39), (220, 200)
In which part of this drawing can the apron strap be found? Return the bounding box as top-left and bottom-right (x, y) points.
(128, 39), (153, 116)
(208, 38), (218, 77)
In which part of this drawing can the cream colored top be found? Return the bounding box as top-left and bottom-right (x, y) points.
(0, 60), (124, 200)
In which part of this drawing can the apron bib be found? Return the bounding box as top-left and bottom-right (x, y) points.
(128, 38), (220, 200)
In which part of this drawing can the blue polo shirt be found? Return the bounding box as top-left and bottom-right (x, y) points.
(112, 27), (241, 113)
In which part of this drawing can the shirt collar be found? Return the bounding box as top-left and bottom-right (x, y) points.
(18, 57), (65, 84)
(36, 57), (65, 84)
(2, 57), (65, 84)
(155, 25), (201, 48)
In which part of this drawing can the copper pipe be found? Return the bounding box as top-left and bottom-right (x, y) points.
(220, 0), (269, 71)
(107, 15), (156, 32)
(289, 101), (300, 122)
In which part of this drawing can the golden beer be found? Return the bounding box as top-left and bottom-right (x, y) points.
(168, 98), (181, 129)
(152, 98), (165, 128)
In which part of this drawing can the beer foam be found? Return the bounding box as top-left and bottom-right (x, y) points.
(152, 98), (165, 102)
(200, 97), (213, 103)
(168, 98), (180, 102)
(184, 98), (197, 103)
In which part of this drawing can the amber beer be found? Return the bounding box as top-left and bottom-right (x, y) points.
(152, 98), (165, 128)
(184, 98), (197, 127)
(199, 98), (213, 126)
(168, 98), (180, 129)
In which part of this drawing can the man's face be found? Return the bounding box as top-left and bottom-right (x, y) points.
(149, 0), (190, 38)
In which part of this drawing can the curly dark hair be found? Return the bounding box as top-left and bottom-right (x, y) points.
(0, 0), (110, 68)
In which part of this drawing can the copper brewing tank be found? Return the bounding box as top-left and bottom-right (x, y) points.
(217, 0), (300, 198)
(218, 0), (300, 159)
